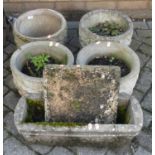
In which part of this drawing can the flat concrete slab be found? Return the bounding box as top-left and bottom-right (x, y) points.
(43, 65), (120, 123)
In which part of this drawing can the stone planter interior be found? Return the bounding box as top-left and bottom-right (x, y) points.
(13, 9), (67, 46)
(16, 10), (62, 37)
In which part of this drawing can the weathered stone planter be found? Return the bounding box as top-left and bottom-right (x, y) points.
(14, 95), (143, 146)
(79, 9), (133, 47)
(13, 9), (67, 47)
(10, 41), (74, 97)
(76, 42), (140, 95)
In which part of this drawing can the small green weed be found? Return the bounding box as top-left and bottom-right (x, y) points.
(28, 54), (50, 71)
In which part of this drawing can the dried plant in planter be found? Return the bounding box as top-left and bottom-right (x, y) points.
(89, 21), (127, 36)
(22, 54), (65, 77)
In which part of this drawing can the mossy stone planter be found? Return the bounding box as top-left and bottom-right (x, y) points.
(13, 9), (67, 47)
(10, 41), (74, 97)
(79, 9), (133, 47)
(76, 42), (140, 96)
(14, 95), (143, 146)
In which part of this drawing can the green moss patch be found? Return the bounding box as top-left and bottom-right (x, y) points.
(32, 122), (86, 127)
(25, 98), (45, 122)
(117, 104), (130, 124)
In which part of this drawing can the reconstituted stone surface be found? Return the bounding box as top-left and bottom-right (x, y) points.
(44, 65), (120, 123)
(3, 19), (152, 155)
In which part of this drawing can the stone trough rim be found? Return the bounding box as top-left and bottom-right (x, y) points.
(14, 95), (143, 138)
(79, 9), (133, 40)
(13, 8), (67, 40)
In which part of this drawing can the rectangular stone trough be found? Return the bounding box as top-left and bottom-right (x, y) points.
(14, 95), (143, 147)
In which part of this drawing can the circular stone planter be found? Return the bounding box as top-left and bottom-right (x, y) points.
(76, 42), (140, 95)
(79, 9), (133, 47)
(13, 9), (67, 47)
(10, 41), (74, 97)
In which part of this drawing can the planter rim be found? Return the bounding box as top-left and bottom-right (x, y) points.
(80, 9), (133, 39)
(13, 8), (67, 40)
(10, 41), (74, 82)
(76, 41), (140, 83)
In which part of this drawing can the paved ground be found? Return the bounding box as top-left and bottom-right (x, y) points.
(4, 20), (152, 155)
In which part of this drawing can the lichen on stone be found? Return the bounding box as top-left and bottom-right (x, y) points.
(70, 100), (81, 111)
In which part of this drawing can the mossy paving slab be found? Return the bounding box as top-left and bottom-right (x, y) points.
(43, 65), (120, 124)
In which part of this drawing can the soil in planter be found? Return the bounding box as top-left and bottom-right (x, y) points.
(89, 21), (127, 36)
(22, 54), (67, 77)
(25, 99), (130, 125)
(88, 56), (130, 77)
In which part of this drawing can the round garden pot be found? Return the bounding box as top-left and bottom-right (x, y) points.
(76, 42), (140, 95)
(10, 41), (74, 97)
(13, 9), (67, 47)
(79, 9), (133, 47)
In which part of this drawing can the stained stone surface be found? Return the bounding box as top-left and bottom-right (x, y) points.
(44, 65), (120, 123)
(4, 20), (152, 155)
